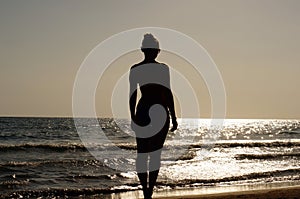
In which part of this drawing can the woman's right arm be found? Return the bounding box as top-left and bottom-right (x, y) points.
(129, 68), (137, 120)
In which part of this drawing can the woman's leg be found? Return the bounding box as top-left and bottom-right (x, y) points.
(148, 116), (169, 198)
(136, 152), (148, 198)
(148, 149), (162, 197)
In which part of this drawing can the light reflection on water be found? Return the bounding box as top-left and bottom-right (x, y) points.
(0, 118), (299, 197)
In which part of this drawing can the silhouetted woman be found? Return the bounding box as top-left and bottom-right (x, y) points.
(129, 33), (178, 199)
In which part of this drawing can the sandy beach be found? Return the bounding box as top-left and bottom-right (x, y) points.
(155, 185), (300, 199)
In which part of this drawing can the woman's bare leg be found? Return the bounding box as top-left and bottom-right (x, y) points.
(148, 149), (162, 198)
(136, 153), (149, 198)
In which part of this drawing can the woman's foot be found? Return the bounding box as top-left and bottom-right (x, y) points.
(143, 188), (152, 199)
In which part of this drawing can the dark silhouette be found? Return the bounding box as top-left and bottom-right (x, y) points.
(129, 34), (178, 199)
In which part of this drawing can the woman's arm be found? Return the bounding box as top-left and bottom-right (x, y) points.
(165, 67), (178, 131)
(166, 88), (177, 131)
(129, 89), (137, 120)
(129, 68), (137, 120)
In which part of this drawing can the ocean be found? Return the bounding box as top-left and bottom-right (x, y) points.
(0, 117), (299, 198)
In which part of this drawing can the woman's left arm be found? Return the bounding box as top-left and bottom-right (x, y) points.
(164, 67), (177, 131)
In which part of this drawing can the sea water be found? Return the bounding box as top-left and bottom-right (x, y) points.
(0, 117), (299, 198)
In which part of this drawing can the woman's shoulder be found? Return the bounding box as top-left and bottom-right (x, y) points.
(130, 63), (140, 70)
(156, 62), (170, 72)
(130, 61), (146, 70)
(159, 62), (169, 68)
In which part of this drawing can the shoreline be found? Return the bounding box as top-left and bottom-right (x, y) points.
(100, 183), (300, 199)
(2, 184), (300, 198)
(155, 185), (300, 199)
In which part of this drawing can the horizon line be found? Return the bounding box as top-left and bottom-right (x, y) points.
(0, 115), (299, 120)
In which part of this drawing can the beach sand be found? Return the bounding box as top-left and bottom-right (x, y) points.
(154, 185), (300, 199)
(105, 185), (300, 199)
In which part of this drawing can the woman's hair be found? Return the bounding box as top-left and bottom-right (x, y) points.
(141, 33), (159, 49)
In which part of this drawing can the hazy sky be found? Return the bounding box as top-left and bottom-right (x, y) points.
(1, 0), (299, 119)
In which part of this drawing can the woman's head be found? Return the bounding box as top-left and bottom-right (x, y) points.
(141, 33), (160, 60)
(141, 33), (159, 49)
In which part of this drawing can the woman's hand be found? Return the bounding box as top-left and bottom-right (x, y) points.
(130, 114), (137, 131)
(170, 117), (178, 132)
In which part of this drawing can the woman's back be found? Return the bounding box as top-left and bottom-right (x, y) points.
(130, 62), (170, 105)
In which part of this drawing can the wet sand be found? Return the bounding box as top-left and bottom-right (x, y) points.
(155, 185), (300, 199)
